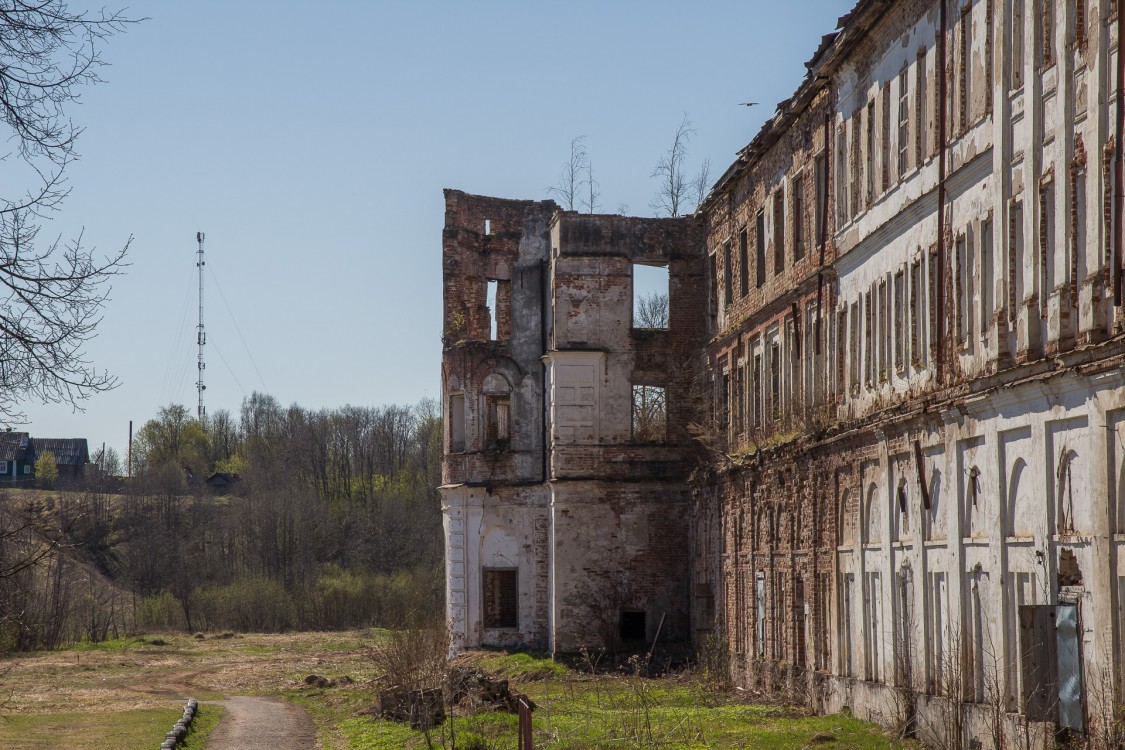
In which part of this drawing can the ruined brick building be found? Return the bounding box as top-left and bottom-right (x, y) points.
(442, 0), (1125, 745)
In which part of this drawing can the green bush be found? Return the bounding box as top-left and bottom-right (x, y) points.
(192, 577), (295, 632)
(135, 591), (186, 632)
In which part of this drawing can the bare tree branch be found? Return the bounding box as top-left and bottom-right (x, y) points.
(650, 114), (695, 217)
(0, 1), (138, 422)
(547, 135), (589, 211)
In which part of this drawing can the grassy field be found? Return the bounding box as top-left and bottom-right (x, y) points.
(0, 631), (919, 749)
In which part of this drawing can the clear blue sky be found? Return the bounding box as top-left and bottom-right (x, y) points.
(20, 0), (855, 459)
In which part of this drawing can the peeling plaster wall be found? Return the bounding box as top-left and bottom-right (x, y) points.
(692, 0), (1125, 745)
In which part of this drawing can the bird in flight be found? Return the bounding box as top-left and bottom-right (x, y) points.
(739, 102), (758, 107)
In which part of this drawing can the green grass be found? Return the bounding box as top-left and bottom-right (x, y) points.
(0, 708), (182, 750)
(301, 651), (920, 750)
(178, 704), (224, 749)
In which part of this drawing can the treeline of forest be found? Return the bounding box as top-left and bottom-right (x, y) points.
(0, 393), (444, 650)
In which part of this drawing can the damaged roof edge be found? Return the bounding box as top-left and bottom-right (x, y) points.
(694, 0), (890, 218)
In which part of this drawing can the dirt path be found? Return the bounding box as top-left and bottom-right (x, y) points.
(205, 696), (317, 750)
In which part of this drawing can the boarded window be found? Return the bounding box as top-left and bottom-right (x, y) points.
(632, 385), (667, 443)
(449, 394), (465, 452)
(483, 569), (518, 629)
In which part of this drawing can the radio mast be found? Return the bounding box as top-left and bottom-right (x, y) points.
(196, 231), (207, 420)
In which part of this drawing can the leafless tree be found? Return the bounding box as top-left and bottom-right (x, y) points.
(634, 290), (669, 329)
(651, 114), (696, 217)
(692, 157), (712, 211)
(548, 135), (590, 211)
(0, 2), (136, 422)
(583, 160), (600, 214)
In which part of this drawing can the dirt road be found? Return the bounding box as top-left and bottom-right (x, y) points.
(205, 696), (317, 750)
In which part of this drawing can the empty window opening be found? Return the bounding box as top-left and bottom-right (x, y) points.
(1042, 0), (1055, 67)
(897, 478), (910, 536)
(723, 241), (733, 308)
(866, 101), (875, 205)
(773, 190), (785, 274)
(739, 228), (749, 296)
(720, 369), (730, 432)
(894, 271), (905, 372)
(916, 50), (927, 162)
(881, 84), (891, 189)
(793, 177), (805, 261)
(898, 68), (910, 177)
(483, 373), (512, 449)
(1041, 182), (1056, 302)
(708, 254), (718, 329)
(815, 154), (827, 246)
(769, 342), (781, 421)
(981, 218), (993, 339)
(632, 384), (667, 443)
(959, 5), (971, 130)
(1011, 0), (1024, 89)
(633, 263), (670, 329)
(619, 610), (646, 642)
(449, 393), (465, 452)
(1072, 165), (1087, 306)
(752, 352), (763, 428)
(756, 210), (767, 287)
(1010, 203), (1025, 316)
(486, 279), (499, 340)
(484, 218), (492, 236)
(483, 568), (518, 628)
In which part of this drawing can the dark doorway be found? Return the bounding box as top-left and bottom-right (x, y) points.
(619, 610), (646, 642)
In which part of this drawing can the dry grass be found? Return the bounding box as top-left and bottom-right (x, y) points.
(0, 630), (381, 748)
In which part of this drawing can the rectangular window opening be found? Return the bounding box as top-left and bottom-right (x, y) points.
(894, 271), (905, 371)
(739, 228), (749, 296)
(449, 394), (465, 452)
(773, 190), (785, 275)
(981, 218), (994, 341)
(898, 69), (910, 177)
(486, 279), (499, 341)
(723, 241), (734, 308)
(632, 384), (667, 443)
(794, 178), (805, 261)
(633, 263), (670, 329)
(756, 210), (767, 287)
(485, 395), (511, 449)
(483, 568), (518, 629)
(815, 154), (827, 246)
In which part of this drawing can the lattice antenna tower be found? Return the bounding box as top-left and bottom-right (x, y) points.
(196, 231), (207, 420)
